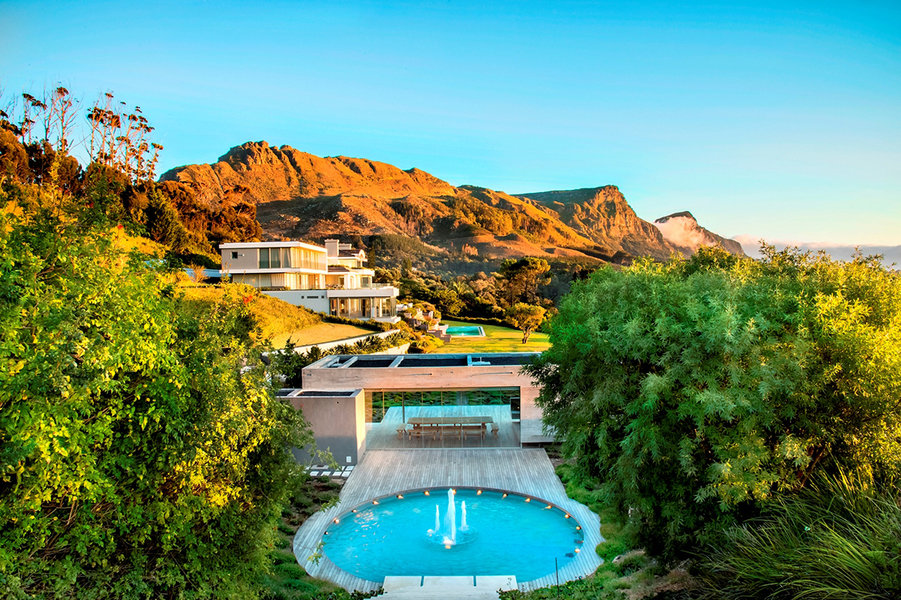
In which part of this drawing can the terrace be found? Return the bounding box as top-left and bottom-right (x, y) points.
(289, 353), (549, 465)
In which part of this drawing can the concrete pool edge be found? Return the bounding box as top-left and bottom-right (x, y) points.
(292, 450), (604, 593)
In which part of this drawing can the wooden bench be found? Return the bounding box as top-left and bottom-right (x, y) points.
(408, 424), (437, 439)
(461, 424), (486, 439)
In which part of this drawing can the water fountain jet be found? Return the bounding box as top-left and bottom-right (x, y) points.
(443, 488), (457, 545)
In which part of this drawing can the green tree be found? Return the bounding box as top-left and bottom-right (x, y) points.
(506, 303), (546, 343)
(496, 257), (550, 307)
(0, 180), (311, 598)
(526, 247), (901, 562)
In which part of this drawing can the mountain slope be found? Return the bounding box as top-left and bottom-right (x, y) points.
(516, 187), (676, 260)
(161, 141), (741, 262)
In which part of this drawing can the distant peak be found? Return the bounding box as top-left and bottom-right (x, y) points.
(655, 211), (696, 224)
(653, 211), (744, 256)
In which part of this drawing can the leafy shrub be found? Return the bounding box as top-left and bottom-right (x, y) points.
(597, 539), (630, 563)
(277, 522), (296, 536)
(527, 246), (901, 562)
(0, 180), (313, 598)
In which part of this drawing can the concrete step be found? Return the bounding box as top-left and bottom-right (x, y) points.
(377, 592), (500, 599)
(376, 575), (517, 599)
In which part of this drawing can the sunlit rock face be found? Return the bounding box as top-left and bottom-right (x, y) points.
(162, 141), (742, 262)
(654, 211), (745, 256)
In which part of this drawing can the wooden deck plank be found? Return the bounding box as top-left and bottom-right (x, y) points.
(293, 449), (603, 593)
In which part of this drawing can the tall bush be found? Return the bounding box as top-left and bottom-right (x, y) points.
(526, 247), (901, 561)
(0, 180), (311, 598)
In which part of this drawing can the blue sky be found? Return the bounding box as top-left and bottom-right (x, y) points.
(2, 0), (899, 245)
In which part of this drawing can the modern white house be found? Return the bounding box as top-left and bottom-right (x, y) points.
(219, 239), (400, 322)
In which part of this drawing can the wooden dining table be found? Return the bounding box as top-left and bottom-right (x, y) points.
(406, 415), (493, 439)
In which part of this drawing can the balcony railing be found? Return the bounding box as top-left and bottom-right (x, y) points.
(326, 282), (389, 290)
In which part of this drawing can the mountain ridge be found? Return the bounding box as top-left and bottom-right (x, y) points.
(161, 141), (743, 263)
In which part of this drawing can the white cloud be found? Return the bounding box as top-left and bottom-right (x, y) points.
(654, 215), (709, 251)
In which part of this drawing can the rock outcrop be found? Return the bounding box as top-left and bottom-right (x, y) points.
(517, 186), (676, 261)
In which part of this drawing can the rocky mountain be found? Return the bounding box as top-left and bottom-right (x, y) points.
(161, 141), (742, 263)
(654, 211), (744, 256)
(516, 187), (676, 261)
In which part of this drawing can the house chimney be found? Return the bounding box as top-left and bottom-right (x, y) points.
(325, 239), (340, 257)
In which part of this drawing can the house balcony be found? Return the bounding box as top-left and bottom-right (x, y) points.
(326, 285), (399, 299)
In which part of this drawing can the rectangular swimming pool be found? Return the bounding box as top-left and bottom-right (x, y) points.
(444, 325), (486, 337)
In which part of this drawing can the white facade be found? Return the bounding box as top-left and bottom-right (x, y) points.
(220, 240), (399, 322)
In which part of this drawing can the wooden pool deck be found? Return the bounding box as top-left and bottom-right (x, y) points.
(293, 448), (603, 593)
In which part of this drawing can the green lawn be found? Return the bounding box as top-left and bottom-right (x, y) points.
(433, 319), (551, 353)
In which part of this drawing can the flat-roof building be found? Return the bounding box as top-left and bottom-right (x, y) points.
(220, 239), (399, 322)
(286, 352), (551, 466)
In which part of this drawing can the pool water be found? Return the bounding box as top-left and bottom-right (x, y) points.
(322, 488), (584, 582)
(444, 325), (485, 337)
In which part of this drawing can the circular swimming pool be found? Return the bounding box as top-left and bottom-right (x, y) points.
(321, 488), (584, 582)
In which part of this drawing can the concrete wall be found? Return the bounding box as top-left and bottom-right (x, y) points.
(289, 390), (366, 466)
(518, 385), (550, 444)
(222, 247), (258, 271)
(264, 289), (329, 313)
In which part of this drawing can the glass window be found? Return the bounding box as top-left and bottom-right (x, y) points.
(258, 248), (282, 269)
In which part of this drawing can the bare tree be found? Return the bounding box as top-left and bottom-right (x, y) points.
(19, 92), (46, 144)
(2, 87), (162, 185)
(41, 86), (79, 152)
(87, 93), (162, 182)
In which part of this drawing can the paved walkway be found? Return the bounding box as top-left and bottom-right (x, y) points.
(293, 448), (603, 594)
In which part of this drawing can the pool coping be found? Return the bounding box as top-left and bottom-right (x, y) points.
(293, 449), (603, 593)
